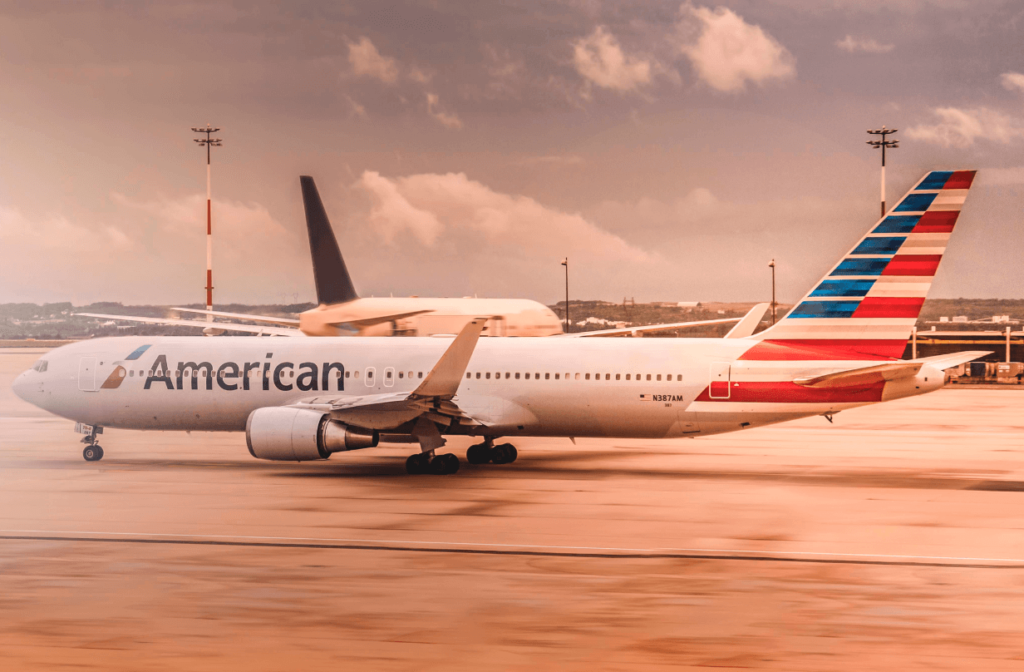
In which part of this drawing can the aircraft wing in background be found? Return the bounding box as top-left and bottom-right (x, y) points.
(74, 313), (304, 337)
(170, 307), (300, 327)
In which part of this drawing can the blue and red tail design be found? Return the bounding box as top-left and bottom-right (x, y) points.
(743, 170), (976, 361)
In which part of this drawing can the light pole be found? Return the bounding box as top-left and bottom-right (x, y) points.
(867, 126), (898, 218)
(561, 258), (569, 333)
(192, 124), (222, 321)
(768, 258), (776, 325)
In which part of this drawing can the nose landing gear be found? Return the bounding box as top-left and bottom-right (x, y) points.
(76, 423), (105, 461)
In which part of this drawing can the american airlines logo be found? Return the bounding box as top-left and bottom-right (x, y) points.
(102, 347), (346, 393)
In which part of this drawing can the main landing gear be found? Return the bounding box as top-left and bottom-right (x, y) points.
(406, 452), (460, 475)
(466, 440), (517, 465)
(83, 444), (104, 462)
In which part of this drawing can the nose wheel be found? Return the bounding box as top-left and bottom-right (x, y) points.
(83, 445), (104, 462)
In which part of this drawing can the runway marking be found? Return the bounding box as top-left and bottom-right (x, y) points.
(0, 529), (1021, 569)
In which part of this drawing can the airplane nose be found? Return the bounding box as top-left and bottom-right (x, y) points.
(12, 370), (32, 402)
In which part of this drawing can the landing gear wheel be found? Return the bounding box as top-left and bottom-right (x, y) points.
(492, 444), (518, 465)
(466, 443), (491, 464)
(406, 453), (430, 475)
(83, 445), (103, 462)
(429, 453), (460, 475)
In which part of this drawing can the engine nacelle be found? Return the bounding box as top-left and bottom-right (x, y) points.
(245, 407), (379, 461)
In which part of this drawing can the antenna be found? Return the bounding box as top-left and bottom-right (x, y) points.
(192, 124), (223, 321)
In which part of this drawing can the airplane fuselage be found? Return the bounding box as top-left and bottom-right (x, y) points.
(13, 336), (943, 441)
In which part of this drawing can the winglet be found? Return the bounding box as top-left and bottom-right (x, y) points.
(412, 318), (488, 398)
(300, 176), (359, 306)
(724, 303), (770, 339)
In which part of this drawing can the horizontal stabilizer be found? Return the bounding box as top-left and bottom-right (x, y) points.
(794, 350), (991, 388)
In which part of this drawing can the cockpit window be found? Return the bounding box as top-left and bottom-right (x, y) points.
(32, 360), (48, 373)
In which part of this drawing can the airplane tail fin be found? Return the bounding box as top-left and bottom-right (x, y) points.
(745, 170), (977, 361)
(300, 176), (359, 305)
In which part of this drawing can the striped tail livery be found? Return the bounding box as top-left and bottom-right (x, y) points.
(743, 170), (977, 362)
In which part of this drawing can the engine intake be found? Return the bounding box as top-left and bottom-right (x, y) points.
(245, 407), (379, 461)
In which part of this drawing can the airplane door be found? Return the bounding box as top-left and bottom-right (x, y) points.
(383, 367), (395, 387)
(79, 357), (98, 392)
(709, 362), (731, 399)
(364, 367), (376, 388)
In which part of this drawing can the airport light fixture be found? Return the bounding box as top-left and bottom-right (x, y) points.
(867, 126), (898, 218)
(561, 258), (570, 333)
(192, 124), (223, 322)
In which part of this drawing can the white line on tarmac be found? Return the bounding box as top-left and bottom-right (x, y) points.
(0, 528), (1022, 565)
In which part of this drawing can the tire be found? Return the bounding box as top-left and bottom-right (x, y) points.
(83, 446), (99, 462)
(443, 453), (460, 474)
(94, 446), (104, 461)
(504, 445), (517, 463)
(406, 453), (429, 475)
(466, 444), (490, 464)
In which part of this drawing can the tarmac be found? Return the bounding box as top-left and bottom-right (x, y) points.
(2, 347), (1024, 670)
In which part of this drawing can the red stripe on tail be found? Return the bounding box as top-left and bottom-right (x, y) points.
(852, 297), (925, 319)
(882, 255), (942, 277)
(943, 170), (975, 190)
(913, 211), (958, 234)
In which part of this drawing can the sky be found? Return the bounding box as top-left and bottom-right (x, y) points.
(1, 0), (1023, 307)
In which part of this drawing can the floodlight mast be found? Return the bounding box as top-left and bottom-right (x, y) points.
(192, 124), (222, 321)
(867, 126), (898, 218)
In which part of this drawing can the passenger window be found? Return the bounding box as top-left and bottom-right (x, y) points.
(657, 374), (661, 381)
(677, 374), (682, 381)
(585, 374), (590, 380)
(386, 370), (392, 379)
(486, 372), (491, 379)
(354, 370), (360, 379)
(505, 372), (510, 379)
(515, 373), (520, 379)
(466, 372), (471, 379)
(525, 373), (530, 380)
(366, 369), (374, 379)
(646, 374), (651, 381)
(545, 373), (550, 380)
(476, 372), (481, 379)
(535, 373), (540, 379)
(626, 374), (630, 380)
(575, 373), (580, 380)
(418, 372), (423, 379)
(129, 370), (134, 377)
(605, 374), (610, 381)
(398, 372), (404, 379)
(345, 371), (351, 378)
(336, 370), (342, 378)
(555, 373), (560, 380)
(408, 371), (413, 378)
(615, 374), (620, 380)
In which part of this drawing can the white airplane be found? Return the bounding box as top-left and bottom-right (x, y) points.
(13, 170), (987, 474)
(80, 176), (568, 338)
(78, 175), (764, 338)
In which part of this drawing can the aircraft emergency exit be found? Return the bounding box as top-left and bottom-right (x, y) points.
(13, 170), (986, 475)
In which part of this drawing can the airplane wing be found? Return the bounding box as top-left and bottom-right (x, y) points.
(563, 317), (741, 338)
(170, 307), (300, 327)
(290, 318), (489, 447)
(794, 351), (991, 388)
(75, 313), (303, 337)
(724, 303), (771, 339)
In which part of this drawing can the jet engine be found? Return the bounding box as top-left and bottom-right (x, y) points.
(245, 407), (379, 461)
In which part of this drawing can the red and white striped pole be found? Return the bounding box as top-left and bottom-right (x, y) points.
(192, 125), (222, 321)
(867, 126), (898, 218)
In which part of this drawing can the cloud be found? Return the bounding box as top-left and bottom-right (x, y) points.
(345, 95), (367, 119)
(1001, 72), (1024, 92)
(572, 26), (652, 93)
(0, 193), (311, 304)
(835, 35), (894, 53)
(678, 5), (795, 92)
(353, 170), (651, 261)
(348, 36), (399, 84)
(425, 93), (463, 129)
(906, 107), (1024, 147)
